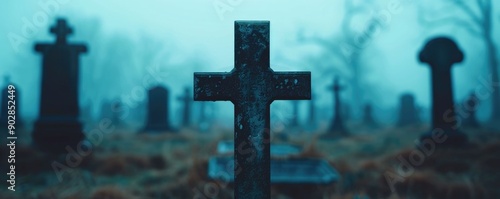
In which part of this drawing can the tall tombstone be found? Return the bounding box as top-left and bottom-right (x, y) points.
(363, 103), (377, 127)
(326, 77), (348, 136)
(177, 87), (192, 128)
(143, 86), (173, 132)
(397, 93), (420, 127)
(418, 36), (467, 147)
(32, 18), (88, 153)
(462, 92), (480, 128)
(194, 21), (311, 199)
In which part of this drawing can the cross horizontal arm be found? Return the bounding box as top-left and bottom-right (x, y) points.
(272, 72), (311, 100)
(194, 72), (234, 101)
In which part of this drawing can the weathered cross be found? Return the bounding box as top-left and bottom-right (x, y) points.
(328, 77), (346, 133)
(33, 18), (87, 153)
(50, 19), (73, 44)
(194, 21), (311, 199)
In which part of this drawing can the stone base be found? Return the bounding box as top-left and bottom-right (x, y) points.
(32, 119), (85, 154)
(419, 129), (468, 148)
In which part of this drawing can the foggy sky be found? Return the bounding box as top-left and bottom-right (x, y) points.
(1, 0), (499, 125)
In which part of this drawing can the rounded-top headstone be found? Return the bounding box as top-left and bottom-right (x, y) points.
(419, 37), (464, 67)
(418, 36), (468, 147)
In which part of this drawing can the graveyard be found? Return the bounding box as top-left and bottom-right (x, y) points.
(1, 1), (500, 199)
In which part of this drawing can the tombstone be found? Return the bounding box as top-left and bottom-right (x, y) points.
(461, 92), (480, 128)
(208, 157), (339, 184)
(397, 93), (420, 127)
(324, 77), (348, 137)
(418, 36), (468, 147)
(194, 21), (311, 199)
(177, 87), (192, 128)
(32, 18), (88, 153)
(363, 103), (377, 127)
(143, 86), (173, 132)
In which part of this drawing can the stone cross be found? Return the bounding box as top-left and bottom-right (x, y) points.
(143, 86), (173, 132)
(32, 18), (87, 153)
(418, 36), (467, 147)
(397, 93), (420, 126)
(177, 87), (192, 128)
(327, 77), (348, 134)
(194, 21), (311, 199)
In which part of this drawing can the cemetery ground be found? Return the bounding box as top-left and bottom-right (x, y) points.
(1, 123), (499, 199)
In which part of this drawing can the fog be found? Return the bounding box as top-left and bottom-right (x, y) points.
(1, 0), (498, 127)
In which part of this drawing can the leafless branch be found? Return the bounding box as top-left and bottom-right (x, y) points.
(455, 0), (482, 24)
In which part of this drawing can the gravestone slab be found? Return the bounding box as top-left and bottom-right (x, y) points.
(208, 156), (339, 184)
(32, 18), (88, 153)
(397, 93), (420, 126)
(462, 92), (479, 128)
(418, 36), (468, 147)
(363, 103), (377, 127)
(194, 21), (311, 198)
(216, 140), (302, 157)
(143, 86), (173, 132)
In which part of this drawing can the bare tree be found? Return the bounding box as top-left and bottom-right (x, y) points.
(297, 0), (385, 118)
(419, 0), (500, 122)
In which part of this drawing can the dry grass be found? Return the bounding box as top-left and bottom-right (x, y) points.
(1, 125), (499, 198)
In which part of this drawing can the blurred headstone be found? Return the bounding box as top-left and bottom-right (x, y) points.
(418, 37), (468, 147)
(363, 103), (377, 127)
(462, 92), (480, 128)
(143, 86), (173, 132)
(32, 18), (88, 153)
(397, 93), (420, 127)
(194, 21), (311, 198)
(177, 87), (192, 128)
